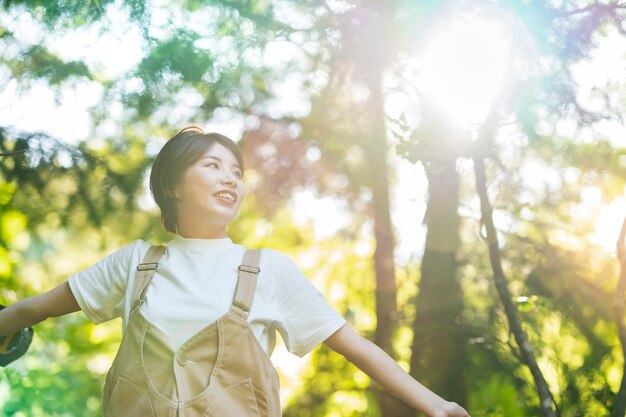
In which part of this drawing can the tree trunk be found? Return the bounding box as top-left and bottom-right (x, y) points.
(398, 159), (466, 417)
(361, 54), (404, 417)
(351, 2), (403, 415)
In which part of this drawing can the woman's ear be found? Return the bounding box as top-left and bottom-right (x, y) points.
(166, 187), (182, 201)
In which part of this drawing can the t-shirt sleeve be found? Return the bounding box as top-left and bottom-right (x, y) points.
(273, 253), (347, 357)
(68, 240), (145, 324)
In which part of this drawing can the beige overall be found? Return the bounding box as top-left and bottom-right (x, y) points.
(102, 245), (281, 417)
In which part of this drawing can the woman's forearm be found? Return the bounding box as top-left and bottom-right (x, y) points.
(0, 281), (80, 337)
(325, 325), (469, 417)
(0, 296), (46, 337)
(347, 336), (447, 415)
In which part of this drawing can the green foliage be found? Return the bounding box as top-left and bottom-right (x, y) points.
(0, 126), (153, 416)
(281, 242), (380, 417)
(11, 45), (93, 84)
(0, 0), (148, 28)
(0, 128), (152, 229)
(140, 30), (213, 85)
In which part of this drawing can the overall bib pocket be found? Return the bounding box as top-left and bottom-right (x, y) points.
(203, 379), (261, 417)
(105, 376), (156, 417)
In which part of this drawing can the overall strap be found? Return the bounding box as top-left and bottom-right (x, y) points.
(131, 245), (167, 310)
(233, 249), (262, 312)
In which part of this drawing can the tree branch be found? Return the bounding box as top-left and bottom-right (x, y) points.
(470, 60), (559, 413)
(473, 155), (558, 417)
(555, 1), (626, 18)
(0, 150), (27, 157)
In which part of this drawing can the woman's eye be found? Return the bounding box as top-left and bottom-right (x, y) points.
(233, 171), (243, 179)
(205, 162), (219, 168)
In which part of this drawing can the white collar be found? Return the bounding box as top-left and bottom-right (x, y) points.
(169, 234), (235, 252)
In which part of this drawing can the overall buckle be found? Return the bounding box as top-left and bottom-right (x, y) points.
(137, 262), (159, 271)
(238, 265), (260, 274)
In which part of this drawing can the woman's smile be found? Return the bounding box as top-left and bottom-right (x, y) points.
(213, 190), (237, 203)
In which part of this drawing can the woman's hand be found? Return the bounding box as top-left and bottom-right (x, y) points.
(431, 401), (471, 417)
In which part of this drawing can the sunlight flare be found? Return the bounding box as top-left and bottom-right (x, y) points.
(405, 9), (515, 127)
(593, 196), (626, 252)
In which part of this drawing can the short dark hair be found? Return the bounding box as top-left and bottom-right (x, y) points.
(149, 125), (244, 233)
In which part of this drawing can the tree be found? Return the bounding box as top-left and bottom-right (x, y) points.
(396, 1), (626, 415)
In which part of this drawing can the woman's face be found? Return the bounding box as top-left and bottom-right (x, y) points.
(173, 143), (246, 229)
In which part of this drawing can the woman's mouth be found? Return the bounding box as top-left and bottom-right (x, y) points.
(214, 191), (236, 203)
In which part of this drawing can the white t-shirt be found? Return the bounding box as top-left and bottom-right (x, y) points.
(68, 235), (346, 357)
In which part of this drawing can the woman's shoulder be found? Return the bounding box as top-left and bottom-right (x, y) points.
(258, 247), (289, 260)
(101, 239), (155, 267)
(254, 248), (309, 281)
(255, 248), (296, 268)
(121, 239), (154, 256)
(70, 239), (156, 284)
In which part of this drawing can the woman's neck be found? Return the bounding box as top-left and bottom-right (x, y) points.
(176, 228), (228, 239)
(176, 220), (228, 239)
(170, 234), (234, 252)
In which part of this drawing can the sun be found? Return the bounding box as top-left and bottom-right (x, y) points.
(397, 6), (517, 128)
(593, 196), (626, 253)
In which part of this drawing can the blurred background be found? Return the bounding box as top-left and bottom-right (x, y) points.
(0, 0), (625, 416)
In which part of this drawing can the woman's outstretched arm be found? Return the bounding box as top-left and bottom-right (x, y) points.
(324, 324), (470, 417)
(0, 281), (80, 337)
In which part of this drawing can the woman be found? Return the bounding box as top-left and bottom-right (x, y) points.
(0, 126), (471, 417)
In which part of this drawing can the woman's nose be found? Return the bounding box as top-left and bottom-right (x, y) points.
(221, 171), (237, 186)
